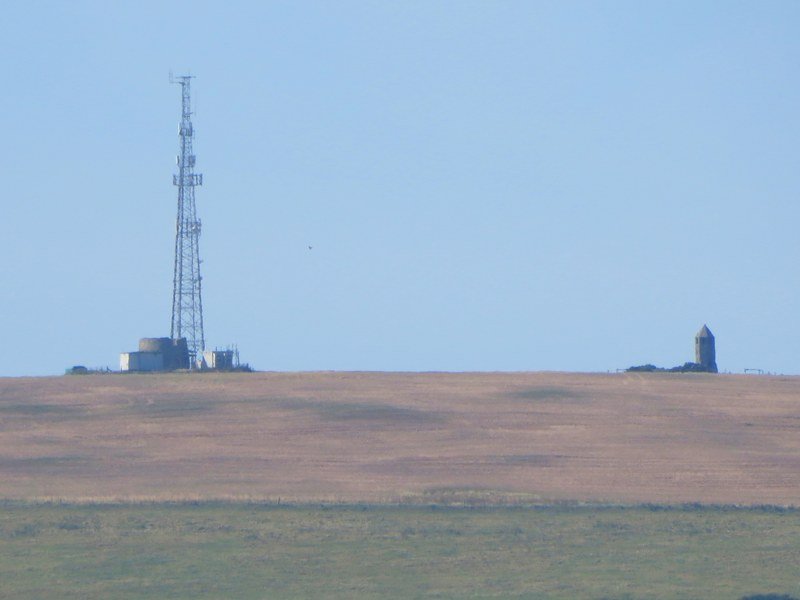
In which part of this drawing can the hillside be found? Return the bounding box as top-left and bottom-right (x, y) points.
(0, 372), (797, 505)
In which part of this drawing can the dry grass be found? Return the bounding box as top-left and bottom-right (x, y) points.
(0, 371), (798, 505)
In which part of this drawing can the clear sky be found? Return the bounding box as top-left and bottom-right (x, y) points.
(1, 1), (798, 376)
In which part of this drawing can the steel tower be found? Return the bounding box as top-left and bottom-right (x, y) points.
(170, 75), (205, 365)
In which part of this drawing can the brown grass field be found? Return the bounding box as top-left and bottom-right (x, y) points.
(0, 371), (797, 505)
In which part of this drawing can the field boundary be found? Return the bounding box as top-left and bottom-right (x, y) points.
(1, 497), (798, 513)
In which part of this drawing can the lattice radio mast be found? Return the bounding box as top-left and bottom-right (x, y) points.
(170, 74), (205, 365)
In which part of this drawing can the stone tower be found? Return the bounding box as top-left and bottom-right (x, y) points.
(695, 324), (718, 373)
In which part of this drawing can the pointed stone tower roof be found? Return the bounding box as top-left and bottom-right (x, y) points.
(696, 324), (714, 338)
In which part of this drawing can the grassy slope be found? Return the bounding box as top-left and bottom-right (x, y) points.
(0, 503), (798, 599)
(1, 373), (799, 598)
(0, 371), (798, 504)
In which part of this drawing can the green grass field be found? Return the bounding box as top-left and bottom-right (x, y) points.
(1, 502), (798, 599)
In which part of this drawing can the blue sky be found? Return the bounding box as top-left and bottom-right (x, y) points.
(1, 1), (798, 375)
